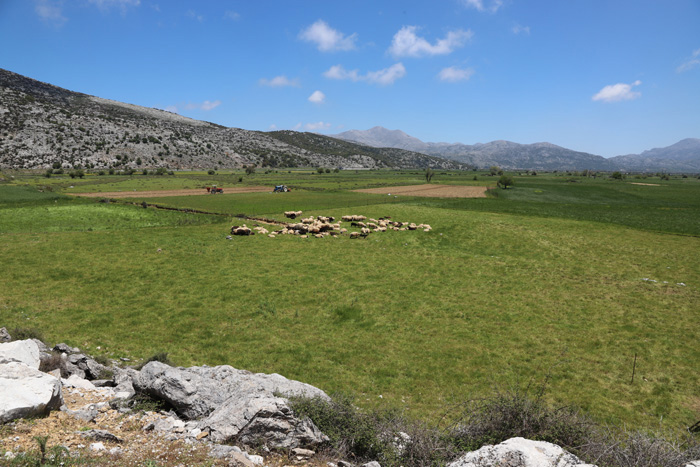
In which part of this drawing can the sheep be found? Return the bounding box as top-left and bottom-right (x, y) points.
(284, 211), (303, 219)
(350, 232), (360, 239)
(231, 224), (253, 236)
(360, 227), (371, 237)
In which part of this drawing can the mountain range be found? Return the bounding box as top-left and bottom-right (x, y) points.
(1, 68), (697, 172)
(0, 68), (461, 171)
(335, 127), (700, 172)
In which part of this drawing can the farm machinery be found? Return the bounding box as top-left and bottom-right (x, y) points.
(206, 185), (224, 194)
(273, 185), (291, 193)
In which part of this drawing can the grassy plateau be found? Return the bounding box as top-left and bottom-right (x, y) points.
(0, 169), (698, 435)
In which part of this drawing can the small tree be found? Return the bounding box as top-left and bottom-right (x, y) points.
(208, 169), (216, 175)
(425, 168), (435, 183)
(44, 169), (52, 178)
(497, 175), (514, 189)
(245, 166), (256, 175)
(317, 167), (325, 174)
(490, 166), (502, 176)
(611, 171), (623, 180)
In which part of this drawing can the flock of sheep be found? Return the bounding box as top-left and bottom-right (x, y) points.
(229, 211), (432, 239)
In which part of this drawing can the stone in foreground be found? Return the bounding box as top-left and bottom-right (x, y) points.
(133, 361), (329, 449)
(447, 437), (596, 467)
(0, 362), (63, 423)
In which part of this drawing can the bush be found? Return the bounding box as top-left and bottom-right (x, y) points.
(449, 385), (591, 451)
(288, 393), (402, 464)
(39, 351), (66, 376)
(44, 169), (52, 178)
(207, 169), (216, 175)
(10, 327), (45, 342)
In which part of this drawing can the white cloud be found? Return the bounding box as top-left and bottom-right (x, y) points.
(224, 10), (240, 21)
(592, 80), (642, 102)
(462, 0), (503, 13)
(677, 48), (700, 73)
(268, 124), (278, 130)
(308, 90), (326, 104)
(292, 122), (302, 130)
(438, 66), (475, 82)
(388, 26), (472, 58)
(304, 121), (332, 131)
(512, 24), (530, 35)
(183, 100), (221, 111)
(35, 0), (67, 27)
(258, 75), (300, 87)
(365, 63), (407, 85)
(323, 63), (406, 85)
(323, 65), (360, 81)
(299, 20), (357, 52)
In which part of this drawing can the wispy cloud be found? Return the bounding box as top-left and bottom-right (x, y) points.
(308, 90), (326, 104)
(304, 121), (332, 131)
(677, 48), (700, 73)
(388, 26), (472, 58)
(299, 20), (357, 52)
(323, 63), (406, 85)
(173, 100), (222, 111)
(87, 0), (140, 13)
(224, 10), (240, 21)
(35, 0), (67, 27)
(186, 9), (204, 22)
(462, 0), (503, 13)
(592, 80), (642, 102)
(258, 75), (300, 87)
(438, 66), (475, 82)
(512, 24), (530, 35)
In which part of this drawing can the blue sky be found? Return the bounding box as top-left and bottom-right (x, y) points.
(1, 0), (699, 157)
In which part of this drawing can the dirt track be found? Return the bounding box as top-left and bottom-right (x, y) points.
(71, 186), (272, 198)
(354, 184), (489, 198)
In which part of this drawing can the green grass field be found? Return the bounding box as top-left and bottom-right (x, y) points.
(1, 170), (698, 433)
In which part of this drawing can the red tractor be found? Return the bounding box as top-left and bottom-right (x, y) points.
(206, 185), (224, 194)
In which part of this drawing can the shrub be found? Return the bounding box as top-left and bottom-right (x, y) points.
(448, 385), (591, 451)
(44, 169), (52, 178)
(208, 169), (216, 175)
(288, 393), (402, 463)
(39, 351), (66, 376)
(10, 327), (45, 342)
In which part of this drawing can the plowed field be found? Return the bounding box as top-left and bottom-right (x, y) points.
(72, 186), (272, 198)
(354, 184), (489, 198)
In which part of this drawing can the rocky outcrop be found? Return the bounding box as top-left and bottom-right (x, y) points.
(133, 361), (329, 448)
(0, 68), (464, 171)
(447, 437), (596, 467)
(0, 339), (63, 422)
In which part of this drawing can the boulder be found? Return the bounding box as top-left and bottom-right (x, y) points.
(0, 339), (41, 369)
(0, 327), (10, 343)
(447, 437), (596, 467)
(133, 362), (329, 448)
(66, 353), (107, 380)
(0, 362), (63, 423)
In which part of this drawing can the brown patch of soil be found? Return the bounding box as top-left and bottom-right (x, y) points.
(71, 186), (272, 199)
(354, 184), (489, 198)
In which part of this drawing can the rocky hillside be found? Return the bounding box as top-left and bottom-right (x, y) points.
(0, 69), (463, 171)
(335, 126), (618, 171)
(609, 138), (700, 172)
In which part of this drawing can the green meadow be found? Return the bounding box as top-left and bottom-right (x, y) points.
(1, 170), (698, 433)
